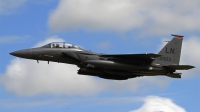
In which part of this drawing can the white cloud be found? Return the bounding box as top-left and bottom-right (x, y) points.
(48, 0), (200, 34)
(0, 37), (170, 96)
(130, 96), (186, 112)
(180, 36), (200, 78)
(0, 0), (26, 14)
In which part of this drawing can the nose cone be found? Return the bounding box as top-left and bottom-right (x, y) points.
(10, 49), (32, 59)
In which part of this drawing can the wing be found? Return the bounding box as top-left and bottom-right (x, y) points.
(100, 53), (161, 61)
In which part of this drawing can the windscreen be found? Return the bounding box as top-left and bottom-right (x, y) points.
(42, 42), (82, 49)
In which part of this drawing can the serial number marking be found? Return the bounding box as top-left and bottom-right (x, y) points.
(157, 57), (171, 61)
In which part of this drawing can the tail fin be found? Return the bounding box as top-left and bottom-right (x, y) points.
(153, 34), (183, 66)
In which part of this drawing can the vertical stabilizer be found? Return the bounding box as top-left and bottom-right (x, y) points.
(153, 34), (183, 66)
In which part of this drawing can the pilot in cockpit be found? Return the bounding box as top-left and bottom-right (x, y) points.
(52, 44), (56, 48)
(41, 42), (82, 49)
(56, 44), (59, 48)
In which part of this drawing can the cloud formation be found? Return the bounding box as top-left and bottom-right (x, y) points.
(130, 96), (186, 112)
(48, 0), (200, 34)
(0, 0), (26, 14)
(0, 37), (170, 96)
(180, 36), (200, 78)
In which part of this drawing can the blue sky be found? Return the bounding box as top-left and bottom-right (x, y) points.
(0, 0), (200, 112)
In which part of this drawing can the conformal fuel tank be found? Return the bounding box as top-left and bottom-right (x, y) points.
(85, 60), (144, 70)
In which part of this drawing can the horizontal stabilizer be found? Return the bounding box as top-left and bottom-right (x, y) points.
(163, 65), (195, 70)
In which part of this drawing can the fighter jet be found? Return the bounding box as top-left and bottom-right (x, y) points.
(10, 34), (194, 80)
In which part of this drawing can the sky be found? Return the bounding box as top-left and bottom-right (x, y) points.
(0, 0), (200, 112)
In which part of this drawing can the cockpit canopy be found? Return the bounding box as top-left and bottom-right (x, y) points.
(41, 42), (82, 49)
